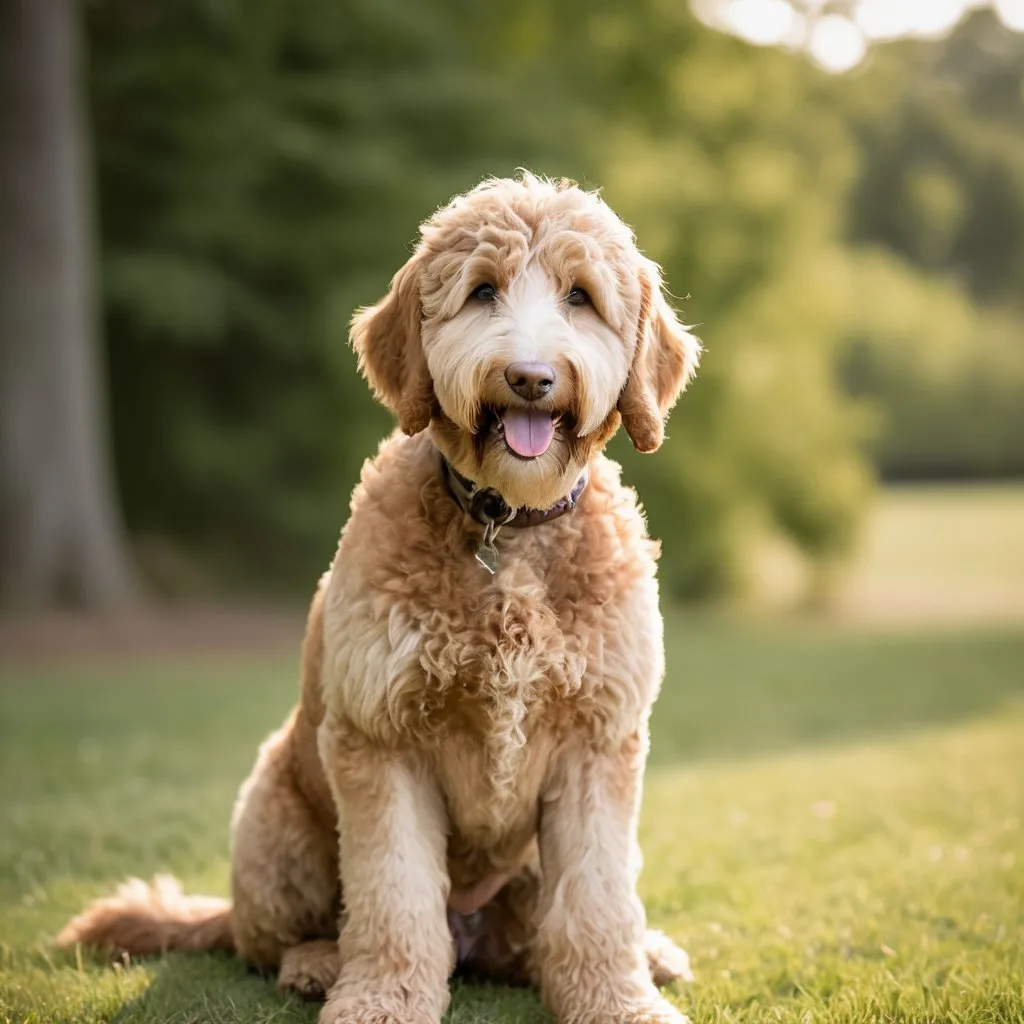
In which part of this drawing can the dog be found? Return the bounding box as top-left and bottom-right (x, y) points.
(59, 173), (701, 1024)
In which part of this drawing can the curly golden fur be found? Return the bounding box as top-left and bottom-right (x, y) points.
(58, 173), (700, 1024)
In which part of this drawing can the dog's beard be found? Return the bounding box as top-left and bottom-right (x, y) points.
(428, 397), (618, 513)
(428, 353), (622, 509)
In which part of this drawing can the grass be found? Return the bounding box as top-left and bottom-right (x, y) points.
(1, 485), (1023, 1023)
(832, 483), (1024, 624)
(2, 621), (1021, 1023)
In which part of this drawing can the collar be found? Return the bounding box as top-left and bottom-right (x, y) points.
(439, 452), (589, 573)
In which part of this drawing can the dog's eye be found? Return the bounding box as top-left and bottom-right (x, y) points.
(470, 283), (497, 302)
(566, 286), (590, 307)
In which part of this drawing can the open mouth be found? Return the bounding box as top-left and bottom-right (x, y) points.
(490, 408), (563, 459)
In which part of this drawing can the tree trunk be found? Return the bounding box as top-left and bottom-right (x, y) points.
(0, 0), (135, 608)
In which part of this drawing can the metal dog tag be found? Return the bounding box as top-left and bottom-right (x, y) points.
(474, 520), (500, 574)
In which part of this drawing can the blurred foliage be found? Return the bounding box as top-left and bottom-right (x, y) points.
(595, 15), (873, 595)
(839, 250), (1024, 479)
(84, 1), (1022, 599)
(841, 9), (1024, 479)
(90, 0), (570, 590)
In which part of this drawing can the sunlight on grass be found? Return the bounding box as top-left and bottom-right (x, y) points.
(1, 613), (1022, 1023)
(753, 484), (1024, 623)
(836, 484), (1024, 623)
(641, 709), (1024, 1022)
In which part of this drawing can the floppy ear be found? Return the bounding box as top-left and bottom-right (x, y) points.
(617, 261), (701, 453)
(350, 254), (435, 435)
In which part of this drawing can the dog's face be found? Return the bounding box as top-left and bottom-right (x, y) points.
(352, 175), (700, 509)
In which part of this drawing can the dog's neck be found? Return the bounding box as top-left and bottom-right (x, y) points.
(441, 457), (589, 530)
(438, 451), (588, 573)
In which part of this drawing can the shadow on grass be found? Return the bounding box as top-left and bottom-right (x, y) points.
(105, 950), (548, 1024)
(88, 952), (312, 1024)
(650, 616), (1024, 767)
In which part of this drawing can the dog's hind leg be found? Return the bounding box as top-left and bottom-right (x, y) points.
(56, 711), (340, 973)
(229, 714), (340, 974)
(277, 939), (341, 1000)
(644, 929), (694, 986)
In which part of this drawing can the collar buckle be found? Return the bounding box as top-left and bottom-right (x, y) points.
(439, 451), (588, 574)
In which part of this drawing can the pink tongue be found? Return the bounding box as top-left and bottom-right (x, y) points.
(500, 408), (555, 458)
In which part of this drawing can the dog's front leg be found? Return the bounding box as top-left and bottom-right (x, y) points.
(318, 715), (453, 1024)
(536, 730), (689, 1024)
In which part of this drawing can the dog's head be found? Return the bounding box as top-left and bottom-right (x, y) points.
(352, 173), (700, 509)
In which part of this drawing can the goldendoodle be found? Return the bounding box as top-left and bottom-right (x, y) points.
(60, 173), (701, 1024)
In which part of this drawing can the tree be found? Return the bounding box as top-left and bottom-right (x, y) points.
(82, 0), (873, 600)
(838, 8), (1024, 479)
(538, 2), (873, 594)
(0, 0), (134, 608)
(85, 0), (576, 591)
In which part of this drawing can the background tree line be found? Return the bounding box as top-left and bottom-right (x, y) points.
(2, 0), (1022, 607)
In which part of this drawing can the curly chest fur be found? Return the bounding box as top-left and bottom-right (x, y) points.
(327, 551), (586, 739)
(323, 552), (589, 843)
(320, 440), (663, 840)
(416, 578), (582, 840)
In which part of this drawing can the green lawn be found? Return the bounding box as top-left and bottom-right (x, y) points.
(1, 613), (1022, 1023)
(833, 484), (1024, 624)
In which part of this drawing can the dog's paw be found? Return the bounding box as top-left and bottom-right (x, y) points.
(318, 990), (438, 1024)
(551, 983), (690, 1024)
(644, 929), (694, 986)
(318, 1005), (426, 1024)
(278, 940), (340, 1001)
(633, 999), (690, 1024)
(598, 997), (690, 1024)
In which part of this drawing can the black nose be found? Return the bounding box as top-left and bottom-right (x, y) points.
(504, 361), (555, 402)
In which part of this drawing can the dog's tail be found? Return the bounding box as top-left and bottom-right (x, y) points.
(56, 875), (234, 956)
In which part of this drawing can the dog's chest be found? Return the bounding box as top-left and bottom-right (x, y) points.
(411, 570), (584, 732)
(330, 551), (586, 825)
(433, 719), (554, 849)
(326, 548), (589, 727)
